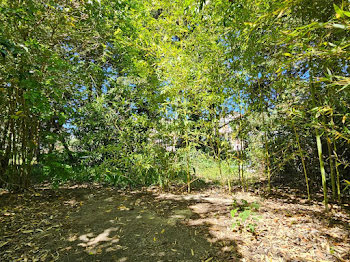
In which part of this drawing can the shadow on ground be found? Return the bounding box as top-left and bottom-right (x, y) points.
(0, 186), (241, 262)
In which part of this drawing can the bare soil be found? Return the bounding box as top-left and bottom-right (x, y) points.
(0, 184), (349, 261)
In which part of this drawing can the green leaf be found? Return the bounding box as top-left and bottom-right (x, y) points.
(239, 209), (251, 223)
(230, 208), (238, 218)
(333, 4), (343, 18)
(344, 180), (350, 191)
(10, 115), (20, 120)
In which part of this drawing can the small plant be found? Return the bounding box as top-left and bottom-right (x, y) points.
(230, 199), (261, 234)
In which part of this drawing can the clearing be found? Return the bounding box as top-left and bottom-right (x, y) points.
(1, 184), (349, 261)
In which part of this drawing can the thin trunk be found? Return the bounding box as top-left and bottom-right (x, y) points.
(264, 130), (271, 194)
(186, 145), (190, 193)
(328, 87), (341, 203)
(326, 135), (336, 200)
(238, 92), (245, 190)
(292, 121), (311, 201)
(185, 119), (191, 193)
(227, 173), (232, 193)
(258, 81), (271, 193)
(218, 153), (222, 179)
(316, 133), (328, 210)
(214, 114), (222, 181)
(333, 142), (341, 203)
(240, 135), (246, 191)
(310, 58), (328, 211)
(237, 148), (241, 184)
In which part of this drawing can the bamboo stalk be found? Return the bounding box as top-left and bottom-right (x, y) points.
(310, 57), (328, 211)
(264, 130), (271, 194)
(258, 81), (271, 194)
(326, 135), (336, 200)
(333, 141), (341, 203)
(292, 120), (311, 200)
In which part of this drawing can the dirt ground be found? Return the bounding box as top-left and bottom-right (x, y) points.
(0, 184), (349, 261)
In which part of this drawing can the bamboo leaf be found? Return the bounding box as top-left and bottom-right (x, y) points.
(333, 4), (344, 19)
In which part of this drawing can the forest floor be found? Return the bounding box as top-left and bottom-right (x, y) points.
(1, 183), (350, 262)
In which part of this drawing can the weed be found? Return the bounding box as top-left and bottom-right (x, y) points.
(230, 199), (261, 233)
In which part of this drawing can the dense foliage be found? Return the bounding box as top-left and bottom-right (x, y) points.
(1, 0), (349, 207)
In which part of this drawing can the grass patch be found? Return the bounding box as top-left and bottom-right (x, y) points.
(190, 150), (260, 186)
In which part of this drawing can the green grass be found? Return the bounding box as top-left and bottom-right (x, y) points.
(189, 150), (261, 186)
(190, 150), (238, 183)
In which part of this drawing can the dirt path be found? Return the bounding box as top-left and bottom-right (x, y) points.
(0, 186), (239, 262)
(1, 185), (349, 261)
(58, 189), (239, 262)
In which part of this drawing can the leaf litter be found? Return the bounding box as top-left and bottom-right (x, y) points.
(0, 184), (349, 261)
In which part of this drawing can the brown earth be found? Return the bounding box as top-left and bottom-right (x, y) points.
(0, 184), (349, 261)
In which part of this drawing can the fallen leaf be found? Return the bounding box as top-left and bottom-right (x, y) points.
(22, 230), (34, 234)
(118, 205), (130, 211)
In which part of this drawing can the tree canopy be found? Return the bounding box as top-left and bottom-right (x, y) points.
(1, 0), (350, 208)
